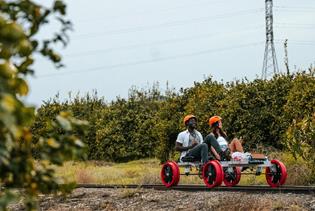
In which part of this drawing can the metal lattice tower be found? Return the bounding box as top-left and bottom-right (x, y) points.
(262, 0), (279, 79)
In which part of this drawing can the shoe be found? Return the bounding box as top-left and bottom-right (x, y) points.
(208, 155), (215, 160)
(219, 149), (231, 161)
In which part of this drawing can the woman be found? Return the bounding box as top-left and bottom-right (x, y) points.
(204, 116), (244, 161)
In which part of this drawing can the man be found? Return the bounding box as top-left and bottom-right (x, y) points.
(175, 115), (209, 164)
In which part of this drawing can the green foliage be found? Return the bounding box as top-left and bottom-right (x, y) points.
(32, 92), (104, 160)
(218, 75), (293, 149)
(183, 77), (226, 134)
(180, 73), (298, 151)
(152, 92), (182, 162)
(284, 70), (315, 120)
(89, 85), (167, 161)
(268, 151), (314, 185)
(32, 70), (315, 166)
(282, 70), (315, 181)
(32, 85), (182, 162)
(285, 115), (315, 182)
(0, 0), (87, 209)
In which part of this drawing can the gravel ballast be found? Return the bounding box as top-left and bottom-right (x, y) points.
(8, 187), (314, 211)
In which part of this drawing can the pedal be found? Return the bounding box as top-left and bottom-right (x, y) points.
(255, 166), (262, 175)
(184, 166), (190, 176)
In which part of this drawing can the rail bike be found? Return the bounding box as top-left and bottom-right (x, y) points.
(160, 153), (287, 188)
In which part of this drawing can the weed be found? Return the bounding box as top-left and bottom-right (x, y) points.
(76, 169), (95, 184)
(269, 152), (314, 185)
(119, 188), (142, 199)
(52, 153), (314, 186)
(125, 170), (139, 178)
(139, 173), (159, 185)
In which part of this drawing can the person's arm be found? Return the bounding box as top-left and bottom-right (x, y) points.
(175, 132), (194, 152)
(198, 131), (204, 143)
(175, 142), (193, 152)
(211, 146), (221, 160)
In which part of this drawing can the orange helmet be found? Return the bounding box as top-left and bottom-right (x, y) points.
(183, 114), (196, 125)
(209, 116), (222, 127)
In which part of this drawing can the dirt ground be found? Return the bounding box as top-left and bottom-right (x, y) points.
(9, 188), (315, 211)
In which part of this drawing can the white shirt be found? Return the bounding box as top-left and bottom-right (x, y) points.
(217, 136), (228, 151)
(176, 129), (203, 160)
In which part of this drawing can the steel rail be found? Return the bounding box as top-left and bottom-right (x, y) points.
(75, 184), (315, 194)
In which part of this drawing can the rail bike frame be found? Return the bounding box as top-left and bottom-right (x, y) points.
(160, 157), (287, 188)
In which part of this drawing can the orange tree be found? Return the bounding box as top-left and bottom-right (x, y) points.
(31, 85), (182, 163)
(153, 90), (183, 162)
(0, 0), (87, 209)
(284, 69), (315, 182)
(182, 77), (226, 134)
(95, 86), (164, 162)
(286, 115), (315, 183)
(219, 74), (294, 150)
(31, 92), (104, 160)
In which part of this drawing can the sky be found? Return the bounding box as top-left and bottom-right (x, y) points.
(27, 0), (315, 106)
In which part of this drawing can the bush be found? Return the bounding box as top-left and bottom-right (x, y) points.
(32, 70), (315, 164)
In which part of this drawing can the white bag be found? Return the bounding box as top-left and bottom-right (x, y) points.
(231, 152), (251, 161)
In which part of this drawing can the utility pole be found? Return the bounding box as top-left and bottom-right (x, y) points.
(262, 0), (279, 79)
(284, 39), (290, 75)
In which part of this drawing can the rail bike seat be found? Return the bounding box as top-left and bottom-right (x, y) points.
(248, 160), (265, 164)
(180, 155), (215, 163)
(181, 155), (199, 162)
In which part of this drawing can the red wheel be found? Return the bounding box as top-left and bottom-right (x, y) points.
(213, 160), (224, 184)
(202, 160), (223, 188)
(170, 161), (180, 185)
(265, 159), (287, 188)
(160, 161), (180, 188)
(223, 167), (241, 187)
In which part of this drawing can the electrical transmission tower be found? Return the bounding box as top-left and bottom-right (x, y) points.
(262, 0), (279, 79)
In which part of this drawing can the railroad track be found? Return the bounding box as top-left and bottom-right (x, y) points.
(76, 184), (315, 194)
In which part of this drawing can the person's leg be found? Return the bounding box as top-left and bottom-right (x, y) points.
(187, 143), (209, 164)
(229, 138), (244, 153)
(204, 134), (230, 160)
(204, 134), (222, 154)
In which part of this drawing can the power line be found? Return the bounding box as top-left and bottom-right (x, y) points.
(274, 9), (315, 13)
(276, 39), (315, 43)
(37, 41), (264, 78)
(274, 6), (315, 11)
(65, 26), (263, 58)
(276, 23), (315, 27)
(275, 40), (315, 46)
(76, 0), (224, 24)
(288, 43), (315, 46)
(73, 8), (264, 40)
(275, 22), (315, 29)
(275, 25), (315, 29)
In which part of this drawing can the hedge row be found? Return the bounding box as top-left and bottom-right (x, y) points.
(31, 69), (315, 162)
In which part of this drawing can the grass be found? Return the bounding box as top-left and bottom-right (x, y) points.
(268, 151), (314, 185)
(53, 159), (161, 185)
(53, 158), (205, 185)
(52, 151), (314, 186)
